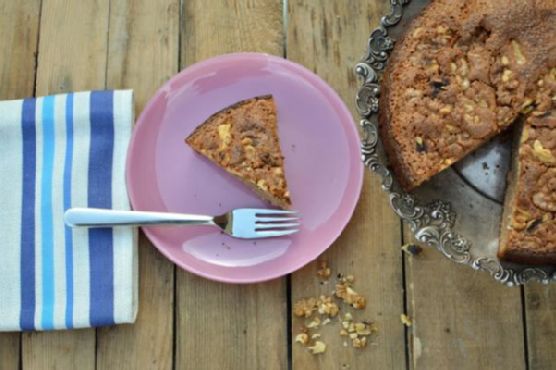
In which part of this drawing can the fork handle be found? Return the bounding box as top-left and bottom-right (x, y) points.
(64, 208), (215, 227)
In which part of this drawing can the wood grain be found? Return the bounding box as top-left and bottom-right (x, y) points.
(0, 334), (19, 370)
(0, 0), (40, 368)
(404, 225), (525, 370)
(22, 330), (95, 370)
(288, 1), (406, 369)
(96, 0), (178, 368)
(175, 1), (286, 370)
(0, 0), (40, 99)
(21, 0), (110, 368)
(524, 284), (556, 369)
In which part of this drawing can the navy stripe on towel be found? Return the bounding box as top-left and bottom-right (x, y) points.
(88, 91), (115, 326)
(20, 99), (36, 331)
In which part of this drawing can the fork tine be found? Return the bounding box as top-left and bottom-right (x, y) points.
(256, 216), (299, 223)
(255, 229), (299, 237)
(256, 223), (300, 230)
(253, 209), (299, 216)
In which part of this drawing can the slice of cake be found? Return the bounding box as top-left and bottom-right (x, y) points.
(185, 95), (292, 209)
(499, 71), (556, 264)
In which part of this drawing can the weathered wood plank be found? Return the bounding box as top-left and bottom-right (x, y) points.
(524, 284), (556, 370)
(175, 1), (286, 369)
(21, 0), (110, 368)
(405, 225), (525, 370)
(0, 334), (20, 370)
(0, 0), (41, 368)
(96, 0), (178, 368)
(0, 0), (40, 99)
(22, 330), (96, 370)
(288, 1), (406, 369)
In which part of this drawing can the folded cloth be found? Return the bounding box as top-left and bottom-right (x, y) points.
(0, 90), (138, 331)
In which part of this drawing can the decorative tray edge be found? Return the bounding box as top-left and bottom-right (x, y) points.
(354, 0), (553, 286)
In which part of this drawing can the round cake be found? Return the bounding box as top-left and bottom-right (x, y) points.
(379, 0), (556, 264)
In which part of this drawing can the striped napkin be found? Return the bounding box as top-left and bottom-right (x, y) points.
(0, 90), (138, 331)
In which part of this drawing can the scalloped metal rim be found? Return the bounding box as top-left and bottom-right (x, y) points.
(354, 0), (554, 286)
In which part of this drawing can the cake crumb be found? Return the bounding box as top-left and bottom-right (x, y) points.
(308, 341), (326, 354)
(352, 337), (367, 348)
(295, 333), (309, 345)
(293, 297), (317, 318)
(317, 260), (331, 279)
(401, 314), (413, 327)
(402, 243), (423, 256)
(335, 277), (366, 309)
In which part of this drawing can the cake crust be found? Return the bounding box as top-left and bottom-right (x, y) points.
(185, 95), (292, 209)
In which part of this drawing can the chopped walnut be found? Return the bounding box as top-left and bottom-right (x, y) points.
(317, 295), (339, 317)
(295, 333), (309, 345)
(335, 279), (366, 309)
(532, 140), (556, 164)
(293, 298), (317, 318)
(401, 314), (413, 327)
(352, 337), (367, 348)
(217, 124), (231, 149)
(308, 341), (326, 354)
(316, 260), (331, 279)
(352, 295), (366, 310)
(512, 40), (526, 65)
(292, 269), (376, 354)
(306, 317), (321, 329)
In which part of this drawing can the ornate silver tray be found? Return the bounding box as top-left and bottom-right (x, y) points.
(355, 0), (556, 285)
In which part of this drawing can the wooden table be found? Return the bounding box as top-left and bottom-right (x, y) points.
(1, 0), (555, 369)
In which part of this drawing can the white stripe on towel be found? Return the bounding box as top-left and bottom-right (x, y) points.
(52, 95), (67, 328)
(34, 97), (44, 330)
(111, 90), (137, 323)
(0, 100), (24, 331)
(71, 91), (92, 328)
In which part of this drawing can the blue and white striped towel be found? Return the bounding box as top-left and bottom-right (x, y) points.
(0, 90), (138, 331)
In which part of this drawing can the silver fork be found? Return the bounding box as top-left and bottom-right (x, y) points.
(64, 208), (300, 239)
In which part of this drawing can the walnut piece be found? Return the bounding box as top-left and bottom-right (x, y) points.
(401, 314), (413, 327)
(306, 317), (321, 329)
(335, 278), (366, 309)
(352, 337), (367, 349)
(293, 297), (317, 318)
(217, 124), (231, 149)
(316, 260), (331, 279)
(512, 40), (526, 65)
(308, 341), (326, 354)
(532, 140), (556, 164)
(295, 333), (309, 345)
(317, 295), (339, 317)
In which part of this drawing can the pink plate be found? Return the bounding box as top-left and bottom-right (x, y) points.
(126, 53), (363, 283)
